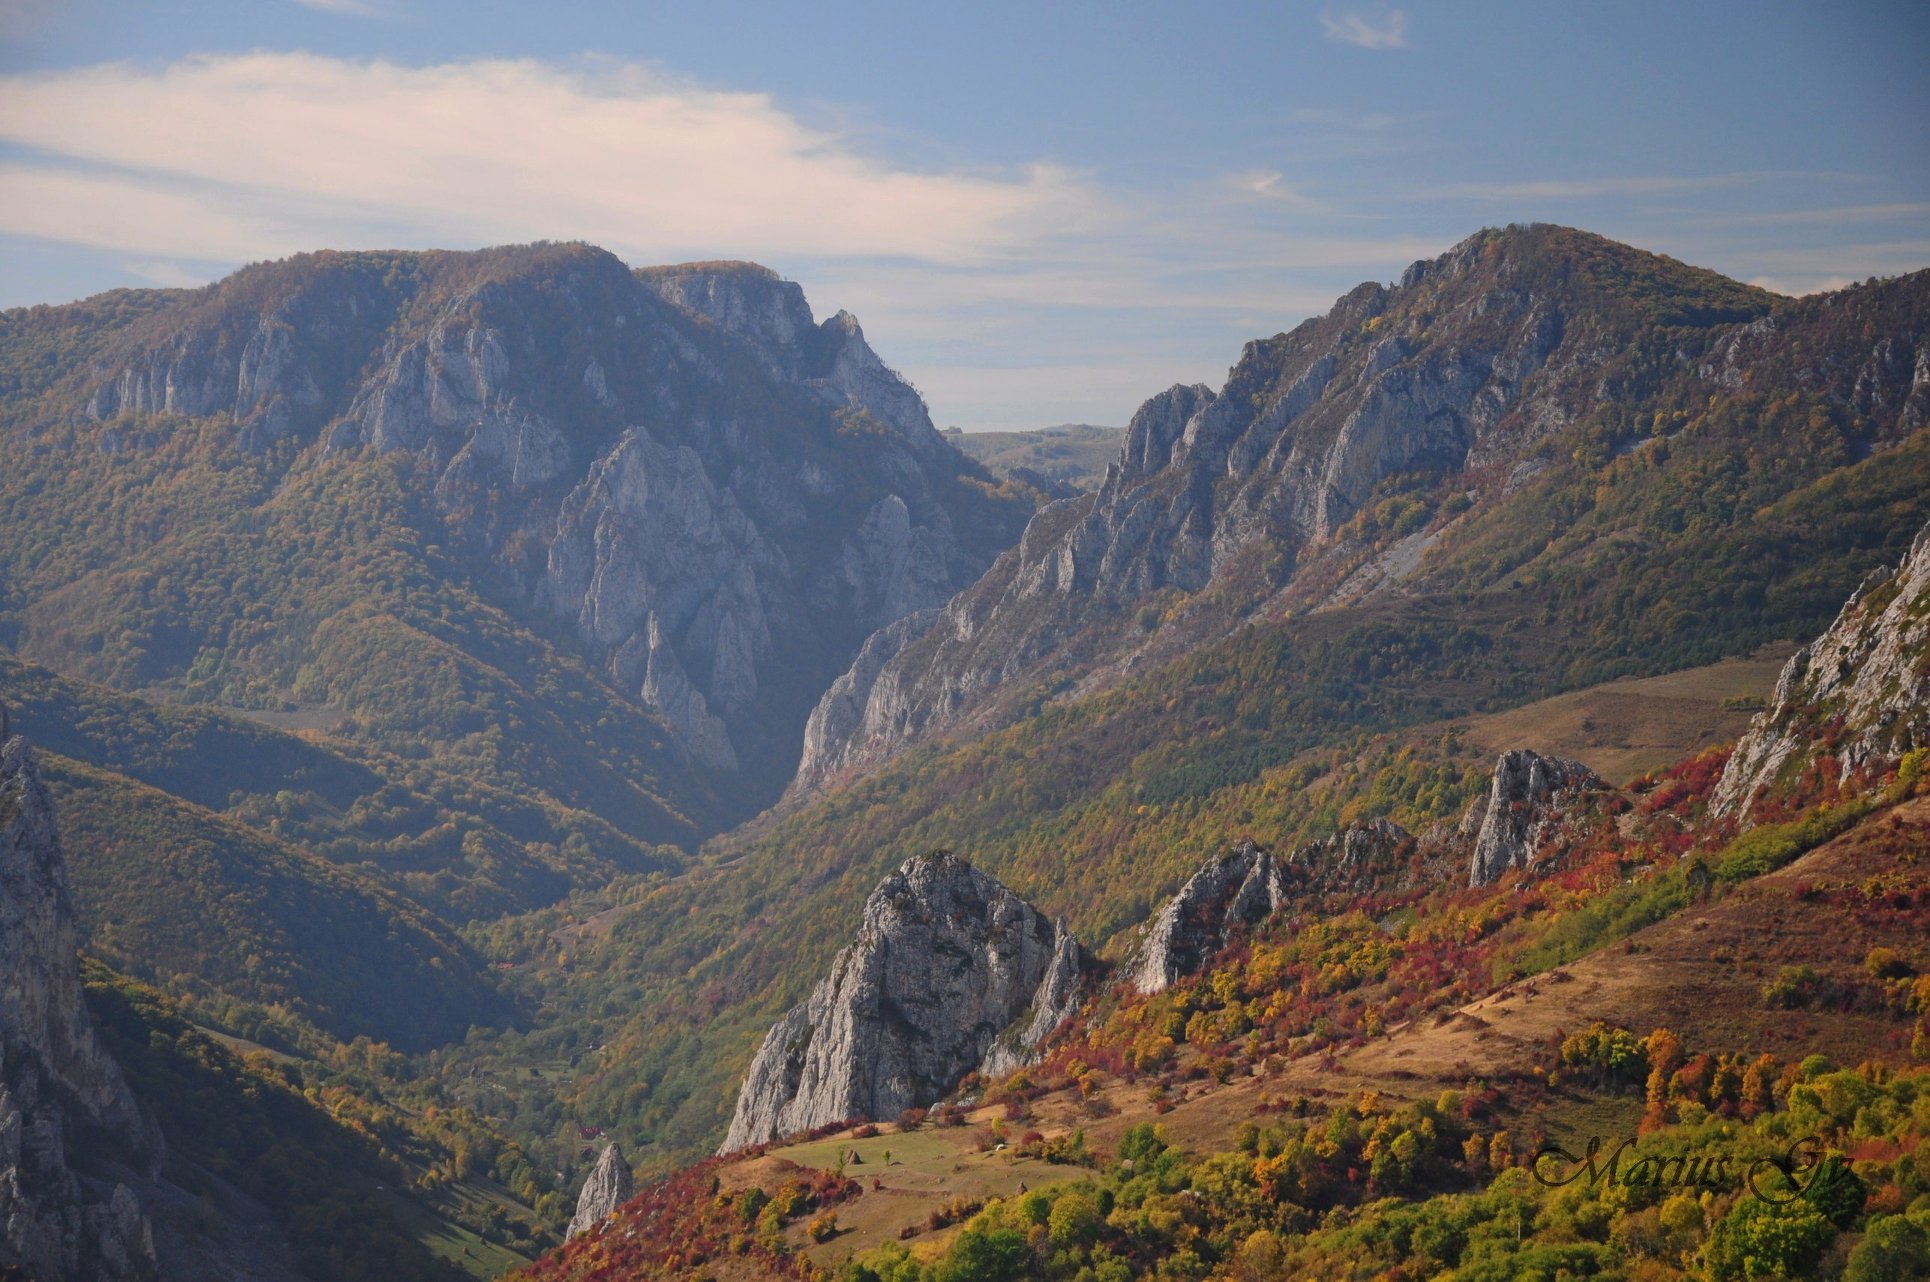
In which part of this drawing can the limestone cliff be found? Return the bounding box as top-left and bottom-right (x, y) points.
(1123, 842), (1288, 994)
(1464, 749), (1605, 888)
(1713, 519), (1930, 817)
(1125, 822), (1418, 994)
(565, 1144), (636, 1241)
(720, 853), (1084, 1152)
(0, 733), (159, 1281)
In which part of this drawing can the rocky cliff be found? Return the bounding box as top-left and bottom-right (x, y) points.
(1126, 765), (1624, 996)
(0, 732), (159, 1281)
(796, 227), (1930, 792)
(1464, 749), (1606, 888)
(565, 1144), (636, 1241)
(1124, 842), (1287, 994)
(54, 245), (1031, 795)
(720, 853), (1084, 1152)
(1713, 518), (1930, 817)
(1125, 822), (1420, 994)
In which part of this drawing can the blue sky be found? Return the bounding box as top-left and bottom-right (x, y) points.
(2, 1), (1926, 430)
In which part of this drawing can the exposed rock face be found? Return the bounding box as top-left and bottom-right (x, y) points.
(0, 734), (159, 1281)
(1714, 519), (1930, 817)
(1287, 817), (1416, 890)
(76, 246), (1029, 793)
(1465, 750), (1605, 887)
(1125, 842), (1287, 994)
(797, 230), (1930, 794)
(721, 853), (1085, 1153)
(1125, 822), (1417, 995)
(566, 1144), (636, 1241)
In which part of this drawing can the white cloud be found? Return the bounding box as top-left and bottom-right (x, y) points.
(0, 53), (1098, 267)
(1318, 9), (1410, 51)
(122, 260), (211, 288)
(1727, 240), (1930, 277)
(1227, 169), (1327, 211)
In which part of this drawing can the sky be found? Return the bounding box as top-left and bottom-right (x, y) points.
(1, 2), (1927, 432)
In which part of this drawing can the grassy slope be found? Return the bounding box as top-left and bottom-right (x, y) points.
(0, 418), (710, 919)
(43, 749), (507, 1053)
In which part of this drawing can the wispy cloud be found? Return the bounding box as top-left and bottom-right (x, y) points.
(122, 260), (210, 289)
(1432, 174), (1758, 201)
(1227, 169), (1327, 211)
(1318, 9), (1410, 51)
(293, 0), (390, 15)
(0, 53), (1098, 267)
(1428, 171), (1882, 203)
(1686, 202), (1930, 227)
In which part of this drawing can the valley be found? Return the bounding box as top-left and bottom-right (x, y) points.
(3, 225), (1927, 1282)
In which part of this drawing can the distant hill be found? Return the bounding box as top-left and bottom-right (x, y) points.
(943, 423), (1123, 491)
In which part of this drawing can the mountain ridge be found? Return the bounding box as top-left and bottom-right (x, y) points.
(795, 224), (1928, 793)
(1, 241), (1038, 914)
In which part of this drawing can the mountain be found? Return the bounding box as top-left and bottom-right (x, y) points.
(0, 243), (1035, 907)
(9, 222), (1930, 1271)
(797, 225), (1930, 792)
(487, 226), (1929, 1177)
(942, 423), (1124, 491)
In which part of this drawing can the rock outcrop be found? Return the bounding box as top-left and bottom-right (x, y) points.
(1713, 519), (1930, 817)
(0, 733), (159, 1281)
(1465, 749), (1605, 887)
(1287, 817), (1416, 890)
(1124, 842), (1287, 994)
(1125, 822), (1417, 995)
(720, 853), (1085, 1153)
(565, 1144), (636, 1241)
(797, 230), (1930, 794)
(74, 245), (1031, 794)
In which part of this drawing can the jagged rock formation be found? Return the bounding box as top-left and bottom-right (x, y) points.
(1126, 822), (1417, 994)
(63, 245), (1029, 793)
(720, 853), (1084, 1152)
(796, 228), (1930, 793)
(1714, 519), (1930, 817)
(0, 733), (159, 1281)
(1287, 817), (1416, 890)
(1124, 842), (1287, 994)
(566, 1144), (636, 1241)
(1464, 749), (1605, 887)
